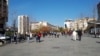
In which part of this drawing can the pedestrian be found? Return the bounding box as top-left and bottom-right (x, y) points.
(14, 33), (17, 44)
(26, 34), (30, 43)
(72, 30), (77, 41)
(57, 34), (59, 38)
(57, 32), (60, 38)
(36, 32), (41, 42)
(77, 29), (82, 41)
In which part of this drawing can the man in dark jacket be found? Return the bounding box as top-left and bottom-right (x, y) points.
(77, 29), (82, 41)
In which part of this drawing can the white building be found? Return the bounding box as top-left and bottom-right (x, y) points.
(18, 15), (29, 34)
(64, 17), (96, 32)
(64, 20), (74, 30)
(30, 21), (58, 31)
(30, 22), (40, 30)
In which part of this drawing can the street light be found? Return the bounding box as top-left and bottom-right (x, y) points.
(94, 21), (96, 38)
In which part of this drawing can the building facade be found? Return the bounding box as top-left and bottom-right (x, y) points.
(64, 20), (74, 30)
(30, 21), (58, 31)
(74, 18), (88, 31)
(0, 0), (8, 34)
(64, 17), (95, 31)
(87, 2), (100, 34)
(97, 2), (100, 20)
(18, 15), (29, 34)
(30, 22), (40, 30)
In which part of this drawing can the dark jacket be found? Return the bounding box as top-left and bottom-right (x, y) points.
(77, 30), (82, 36)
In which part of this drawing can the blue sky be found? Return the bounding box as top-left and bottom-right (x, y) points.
(8, 0), (99, 27)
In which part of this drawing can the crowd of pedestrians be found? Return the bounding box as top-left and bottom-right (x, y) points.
(0, 29), (83, 46)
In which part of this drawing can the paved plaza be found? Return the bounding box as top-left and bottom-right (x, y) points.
(0, 34), (100, 56)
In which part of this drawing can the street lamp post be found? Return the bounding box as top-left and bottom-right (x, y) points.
(93, 6), (96, 38)
(94, 21), (96, 38)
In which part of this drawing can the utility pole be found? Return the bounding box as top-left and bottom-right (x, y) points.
(93, 6), (96, 38)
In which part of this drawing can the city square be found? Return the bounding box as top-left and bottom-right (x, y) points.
(0, 34), (100, 56)
(0, 0), (100, 56)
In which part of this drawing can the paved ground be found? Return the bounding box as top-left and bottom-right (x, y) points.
(0, 34), (100, 56)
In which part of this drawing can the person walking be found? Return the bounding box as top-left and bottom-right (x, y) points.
(14, 33), (17, 44)
(36, 32), (41, 42)
(77, 29), (82, 41)
(72, 30), (77, 41)
(27, 34), (30, 43)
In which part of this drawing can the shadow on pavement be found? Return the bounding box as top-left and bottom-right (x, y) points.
(40, 40), (44, 42)
(29, 41), (35, 43)
(91, 36), (99, 38)
(96, 41), (100, 43)
(36, 40), (44, 43)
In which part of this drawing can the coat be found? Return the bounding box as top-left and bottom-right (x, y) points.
(72, 31), (77, 36)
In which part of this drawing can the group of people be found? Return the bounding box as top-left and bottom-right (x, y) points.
(34, 30), (83, 42)
(72, 29), (83, 41)
(13, 33), (26, 44)
(13, 30), (83, 44)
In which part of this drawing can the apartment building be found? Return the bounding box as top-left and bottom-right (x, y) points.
(30, 21), (58, 31)
(18, 15), (29, 34)
(0, 0), (8, 34)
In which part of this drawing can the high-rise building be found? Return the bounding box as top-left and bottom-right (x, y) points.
(97, 2), (100, 20)
(0, 0), (8, 34)
(18, 15), (29, 34)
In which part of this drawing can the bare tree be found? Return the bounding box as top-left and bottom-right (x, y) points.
(12, 11), (17, 34)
